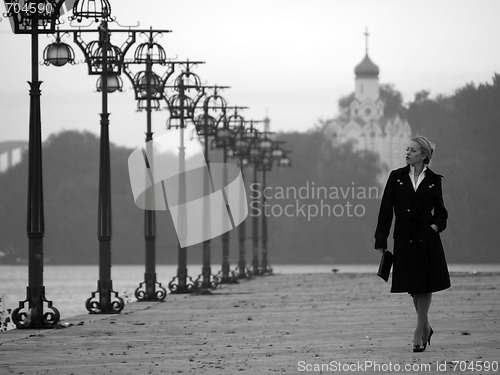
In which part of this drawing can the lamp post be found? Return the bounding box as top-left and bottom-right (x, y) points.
(164, 61), (205, 294)
(4, 0), (70, 329)
(244, 121), (263, 276)
(257, 139), (289, 275)
(77, 19), (128, 314)
(42, 3), (147, 313)
(256, 133), (274, 275)
(193, 85), (229, 291)
(224, 106), (252, 280)
(123, 28), (172, 302)
(213, 109), (243, 284)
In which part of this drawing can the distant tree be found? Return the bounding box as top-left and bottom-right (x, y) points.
(407, 73), (500, 261)
(379, 84), (408, 119)
(413, 90), (431, 103)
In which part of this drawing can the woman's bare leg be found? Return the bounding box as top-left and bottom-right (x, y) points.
(413, 293), (432, 346)
(412, 294), (431, 340)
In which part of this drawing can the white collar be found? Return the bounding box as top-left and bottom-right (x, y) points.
(409, 164), (427, 176)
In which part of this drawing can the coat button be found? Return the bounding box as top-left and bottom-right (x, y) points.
(407, 209), (410, 212)
(409, 240), (413, 243)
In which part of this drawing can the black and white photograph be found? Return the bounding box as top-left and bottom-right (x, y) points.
(1, 0), (499, 374)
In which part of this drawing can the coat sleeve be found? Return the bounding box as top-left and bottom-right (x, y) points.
(374, 171), (395, 249)
(431, 177), (448, 233)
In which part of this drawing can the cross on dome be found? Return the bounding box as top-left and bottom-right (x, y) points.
(364, 28), (370, 55)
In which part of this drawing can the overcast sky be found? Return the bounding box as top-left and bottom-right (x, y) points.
(0, 0), (499, 149)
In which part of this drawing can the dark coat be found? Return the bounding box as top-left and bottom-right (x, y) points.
(375, 165), (451, 293)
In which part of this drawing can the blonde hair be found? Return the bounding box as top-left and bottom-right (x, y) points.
(411, 136), (435, 165)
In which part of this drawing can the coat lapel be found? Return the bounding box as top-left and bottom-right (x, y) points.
(393, 166), (419, 204)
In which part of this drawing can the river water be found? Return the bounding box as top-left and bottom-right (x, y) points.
(1, 263), (499, 321)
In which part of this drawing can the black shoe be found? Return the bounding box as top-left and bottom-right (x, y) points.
(427, 327), (434, 345)
(413, 344), (426, 353)
(423, 327), (434, 349)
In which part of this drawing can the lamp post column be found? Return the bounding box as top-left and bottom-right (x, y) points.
(251, 162), (260, 276)
(86, 21), (124, 313)
(236, 159), (250, 279)
(137, 55), (166, 301)
(219, 138), (237, 284)
(196, 110), (218, 291)
(12, 10), (60, 329)
(168, 79), (195, 294)
(260, 167), (271, 274)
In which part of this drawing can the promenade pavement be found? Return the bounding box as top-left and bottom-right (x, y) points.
(1, 271), (499, 374)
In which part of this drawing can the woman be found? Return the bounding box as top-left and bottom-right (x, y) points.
(374, 136), (451, 353)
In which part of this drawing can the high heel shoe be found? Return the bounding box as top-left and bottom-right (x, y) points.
(413, 344), (426, 353)
(423, 327), (434, 350)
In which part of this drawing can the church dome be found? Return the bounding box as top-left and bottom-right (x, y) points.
(355, 54), (379, 77)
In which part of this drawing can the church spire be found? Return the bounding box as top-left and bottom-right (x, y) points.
(364, 27), (370, 56)
(354, 28), (379, 78)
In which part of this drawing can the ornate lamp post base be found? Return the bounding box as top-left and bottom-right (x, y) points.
(135, 273), (167, 301)
(260, 265), (273, 275)
(235, 265), (253, 279)
(86, 280), (124, 314)
(11, 286), (60, 329)
(218, 268), (239, 284)
(251, 258), (261, 277)
(194, 272), (220, 291)
(168, 269), (195, 294)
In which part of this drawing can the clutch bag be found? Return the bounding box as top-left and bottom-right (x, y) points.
(377, 250), (393, 282)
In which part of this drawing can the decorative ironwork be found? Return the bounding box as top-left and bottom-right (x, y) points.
(216, 268), (239, 284)
(11, 287), (60, 328)
(43, 31), (76, 66)
(3, 0), (66, 34)
(214, 126), (234, 148)
(86, 280), (124, 314)
(96, 73), (123, 92)
(70, 0), (114, 23)
(73, 22), (136, 75)
(133, 39), (167, 63)
(164, 62), (205, 122)
(84, 39), (122, 73)
(234, 264), (253, 279)
(168, 273), (196, 294)
(135, 274), (166, 301)
(136, 98), (161, 111)
(194, 273), (220, 291)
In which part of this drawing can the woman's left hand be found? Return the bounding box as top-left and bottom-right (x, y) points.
(430, 224), (439, 232)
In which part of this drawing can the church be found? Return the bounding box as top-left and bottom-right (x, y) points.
(323, 32), (412, 184)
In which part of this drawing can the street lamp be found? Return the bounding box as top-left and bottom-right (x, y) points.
(4, 0), (70, 329)
(123, 28), (172, 302)
(243, 121), (263, 276)
(192, 85), (230, 291)
(71, 0), (113, 23)
(96, 74), (123, 92)
(212, 110), (240, 284)
(43, 6), (141, 313)
(224, 106), (253, 279)
(42, 31), (75, 67)
(257, 138), (289, 275)
(164, 61), (205, 294)
(278, 151), (292, 167)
